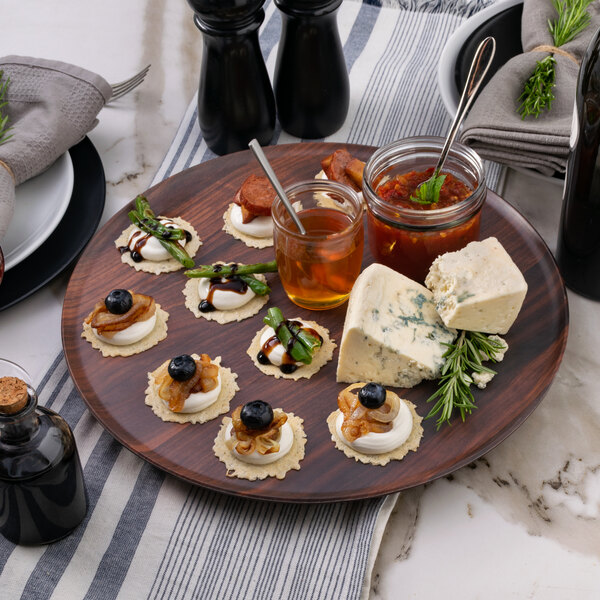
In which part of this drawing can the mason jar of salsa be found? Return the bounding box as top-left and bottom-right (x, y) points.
(363, 136), (486, 282)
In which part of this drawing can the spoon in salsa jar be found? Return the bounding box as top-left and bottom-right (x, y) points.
(413, 36), (496, 205)
(248, 138), (307, 235)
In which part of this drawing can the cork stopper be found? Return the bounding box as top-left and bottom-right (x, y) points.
(0, 376), (29, 415)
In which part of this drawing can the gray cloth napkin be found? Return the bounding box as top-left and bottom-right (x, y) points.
(460, 0), (600, 176)
(0, 56), (111, 241)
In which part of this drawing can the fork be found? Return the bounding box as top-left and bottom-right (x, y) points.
(108, 64), (151, 102)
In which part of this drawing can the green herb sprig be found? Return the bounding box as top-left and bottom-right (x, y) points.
(518, 0), (594, 118)
(425, 331), (506, 429)
(0, 70), (13, 145)
(410, 173), (446, 205)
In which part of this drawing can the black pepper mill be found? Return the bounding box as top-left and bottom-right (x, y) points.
(557, 27), (600, 300)
(274, 0), (350, 138)
(186, 0), (276, 155)
(0, 360), (88, 545)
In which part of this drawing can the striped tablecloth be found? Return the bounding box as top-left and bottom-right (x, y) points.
(0, 1), (499, 598)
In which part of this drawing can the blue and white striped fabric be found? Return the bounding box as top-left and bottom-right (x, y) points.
(0, 2), (499, 599)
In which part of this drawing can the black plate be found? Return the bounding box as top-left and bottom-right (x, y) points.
(0, 137), (105, 310)
(455, 3), (524, 96)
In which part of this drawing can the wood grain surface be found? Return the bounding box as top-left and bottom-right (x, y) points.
(62, 142), (568, 503)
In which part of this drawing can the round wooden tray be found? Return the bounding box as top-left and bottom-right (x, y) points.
(62, 142), (568, 503)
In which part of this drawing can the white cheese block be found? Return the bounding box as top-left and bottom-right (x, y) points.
(336, 263), (457, 388)
(425, 237), (527, 334)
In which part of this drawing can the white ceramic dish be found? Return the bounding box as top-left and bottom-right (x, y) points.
(3, 153), (74, 271)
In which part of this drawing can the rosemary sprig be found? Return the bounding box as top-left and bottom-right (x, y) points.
(410, 173), (446, 205)
(518, 0), (594, 119)
(425, 331), (505, 430)
(0, 70), (13, 145)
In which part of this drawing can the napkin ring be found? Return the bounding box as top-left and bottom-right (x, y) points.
(0, 160), (14, 182)
(530, 45), (579, 66)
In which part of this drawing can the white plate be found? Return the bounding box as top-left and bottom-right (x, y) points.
(3, 153), (74, 271)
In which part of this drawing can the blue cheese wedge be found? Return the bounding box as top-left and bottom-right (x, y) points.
(425, 237), (527, 334)
(336, 264), (457, 388)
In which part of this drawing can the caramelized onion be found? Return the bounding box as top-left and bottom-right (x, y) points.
(86, 292), (155, 334)
(228, 406), (287, 456)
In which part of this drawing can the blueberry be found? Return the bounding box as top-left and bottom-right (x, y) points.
(168, 354), (197, 381)
(240, 400), (273, 430)
(358, 383), (387, 409)
(105, 289), (133, 314)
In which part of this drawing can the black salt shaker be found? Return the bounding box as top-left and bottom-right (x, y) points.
(0, 360), (87, 545)
(557, 26), (600, 300)
(186, 0), (276, 155)
(274, 0), (350, 138)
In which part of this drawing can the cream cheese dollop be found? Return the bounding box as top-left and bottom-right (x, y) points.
(224, 421), (294, 465)
(127, 218), (186, 261)
(335, 399), (413, 455)
(162, 371), (222, 414)
(230, 204), (273, 238)
(315, 170), (364, 204)
(93, 313), (156, 346)
(197, 277), (256, 311)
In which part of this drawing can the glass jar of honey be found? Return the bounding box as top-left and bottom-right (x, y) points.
(363, 136), (486, 283)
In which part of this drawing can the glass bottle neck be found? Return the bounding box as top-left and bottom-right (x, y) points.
(0, 394), (40, 443)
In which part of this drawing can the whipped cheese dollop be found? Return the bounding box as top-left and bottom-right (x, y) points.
(225, 421), (294, 465)
(259, 320), (313, 367)
(230, 204), (273, 238)
(127, 218), (186, 261)
(162, 371), (222, 414)
(335, 399), (413, 454)
(315, 170), (364, 203)
(93, 313), (156, 346)
(197, 277), (256, 311)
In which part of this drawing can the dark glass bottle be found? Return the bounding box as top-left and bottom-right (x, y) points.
(274, 0), (349, 138)
(186, 0), (276, 155)
(0, 361), (87, 545)
(557, 27), (600, 300)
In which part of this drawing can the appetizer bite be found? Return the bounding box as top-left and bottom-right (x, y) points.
(115, 195), (201, 274)
(183, 261), (277, 324)
(327, 383), (423, 466)
(223, 175), (276, 248)
(316, 149), (365, 205)
(248, 307), (336, 380)
(213, 400), (306, 480)
(82, 289), (169, 357)
(145, 353), (239, 424)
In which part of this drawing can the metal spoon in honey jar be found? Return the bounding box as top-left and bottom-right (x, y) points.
(413, 36), (496, 204)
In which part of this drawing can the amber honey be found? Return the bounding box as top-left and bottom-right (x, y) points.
(273, 181), (364, 310)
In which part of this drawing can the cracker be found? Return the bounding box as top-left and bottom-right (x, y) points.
(144, 355), (239, 424)
(213, 412), (306, 480)
(115, 217), (202, 274)
(247, 321), (336, 380)
(182, 270), (269, 324)
(81, 305), (169, 357)
(326, 399), (423, 466)
(222, 204), (273, 249)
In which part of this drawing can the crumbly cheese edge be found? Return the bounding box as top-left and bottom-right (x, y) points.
(115, 217), (202, 274)
(326, 400), (423, 466)
(144, 355), (239, 424)
(213, 412), (306, 480)
(81, 305), (169, 357)
(222, 204), (274, 249)
(247, 322), (336, 380)
(182, 270), (269, 323)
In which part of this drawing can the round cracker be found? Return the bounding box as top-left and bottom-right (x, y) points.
(182, 270), (269, 324)
(247, 321), (336, 380)
(81, 305), (169, 357)
(115, 217), (202, 274)
(213, 412), (306, 480)
(222, 204), (273, 249)
(326, 399), (423, 466)
(144, 355), (239, 424)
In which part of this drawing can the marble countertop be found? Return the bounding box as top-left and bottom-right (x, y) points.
(2, 1), (599, 598)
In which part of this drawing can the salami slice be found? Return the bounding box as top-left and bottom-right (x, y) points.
(239, 175), (277, 218)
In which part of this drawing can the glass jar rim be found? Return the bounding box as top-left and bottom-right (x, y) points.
(363, 135), (486, 221)
(272, 179), (363, 240)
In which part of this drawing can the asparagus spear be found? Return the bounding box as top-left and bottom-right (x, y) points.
(238, 275), (271, 296)
(263, 307), (322, 365)
(128, 209), (185, 241)
(185, 260), (278, 279)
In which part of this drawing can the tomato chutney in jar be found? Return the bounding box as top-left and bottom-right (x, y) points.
(363, 136), (486, 283)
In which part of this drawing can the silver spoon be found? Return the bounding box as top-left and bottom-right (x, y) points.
(417, 36), (496, 199)
(248, 138), (307, 235)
